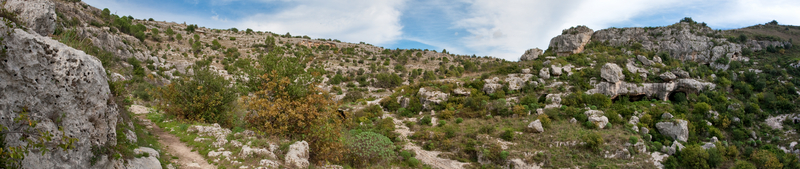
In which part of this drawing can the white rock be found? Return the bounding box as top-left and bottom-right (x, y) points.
(285, 141), (310, 168)
(528, 120), (544, 133)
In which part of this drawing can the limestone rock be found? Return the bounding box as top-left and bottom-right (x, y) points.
(506, 74), (533, 91)
(5, 0), (56, 36)
(482, 77), (503, 95)
(656, 120), (689, 142)
(551, 65), (563, 76)
(548, 25), (594, 56)
(539, 68), (550, 79)
(601, 63), (624, 83)
(396, 96), (410, 108)
(126, 147), (162, 169)
(672, 69), (690, 78)
(637, 55), (654, 66)
(586, 79), (715, 101)
(628, 116), (640, 125)
(285, 141), (310, 169)
(585, 110), (609, 129)
(662, 113), (673, 120)
(418, 88), (449, 110)
(0, 23), (120, 168)
(641, 127), (650, 135)
(453, 88), (471, 96)
(528, 120), (544, 133)
(659, 72), (677, 82)
(241, 145), (276, 159)
(521, 68), (531, 74)
(520, 48), (543, 61)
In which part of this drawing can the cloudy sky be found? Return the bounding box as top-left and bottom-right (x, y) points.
(84, 0), (800, 61)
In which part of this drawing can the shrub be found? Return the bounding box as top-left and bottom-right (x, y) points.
(732, 160), (756, 169)
(479, 125), (496, 134)
(374, 73), (402, 88)
(455, 118), (463, 124)
(437, 120), (446, 127)
(750, 150), (782, 169)
(346, 131), (396, 166)
(418, 116), (432, 126)
(538, 114), (552, 129)
(582, 132), (604, 152)
(501, 129), (514, 141)
(681, 145), (710, 169)
(155, 66), (236, 127)
(629, 136), (639, 144)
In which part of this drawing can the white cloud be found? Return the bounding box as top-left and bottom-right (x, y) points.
(695, 0), (800, 28)
(237, 0), (406, 46)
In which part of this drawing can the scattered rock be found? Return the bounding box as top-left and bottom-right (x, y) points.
(285, 141), (310, 169)
(418, 88), (449, 110)
(656, 120), (689, 142)
(528, 120), (544, 133)
(659, 72), (677, 82)
(241, 145), (276, 159)
(453, 88), (471, 96)
(662, 113), (673, 120)
(126, 147), (162, 169)
(569, 118), (578, 123)
(672, 69), (690, 78)
(601, 63), (624, 83)
(539, 68), (550, 79)
(641, 127), (650, 135)
(628, 116), (640, 125)
(520, 48), (543, 61)
(521, 68), (531, 74)
(259, 159), (280, 168)
(637, 55), (654, 66)
(551, 65), (563, 76)
(585, 110), (609, 129)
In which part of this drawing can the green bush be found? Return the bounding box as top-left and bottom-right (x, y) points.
(732, 160), (756, 169)
(418, 116), (432, 126)
(455, 118), (463, 124)
(681, 145), (709, 169)
(155, 66), (236, 127)
(501, 129), (514, 141)
(582, 132), (604, 152)
(374, 73), (402, 88)
(346, 131), (396, 166)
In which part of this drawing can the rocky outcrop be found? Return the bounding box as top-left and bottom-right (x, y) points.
(418, 88), (449, 110)
(520, 48), (543, 61)
(4, 0), (56, 36)
(539, 68), (550, 79)
(672, 69), (690, 78)
(286, 141), (310, 169)
(656, 120), (689, 142)
(0, 22), (121, 168)
(550, 64), (563, 76)
(549, 25), (593, 56)
(637, 55), (655, 66)
(482, 77), (503, 95)
(125, 147), (162, 169)
(585, 110), (609, 129)
(528, 120), (544, 133)
(453, 88), (471, 96)
(592, 23), (742, 64)
(587, 79), (715, 101)
(659, 72), (677, 82)
(601, 63), (624, 83)
(506, 74), (533, 91)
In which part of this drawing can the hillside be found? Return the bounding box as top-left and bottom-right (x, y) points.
(2, 0), (800, 169)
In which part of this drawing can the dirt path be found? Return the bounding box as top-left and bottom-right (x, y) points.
(131, 105), (215, 169)
(384, 114), (468, 169)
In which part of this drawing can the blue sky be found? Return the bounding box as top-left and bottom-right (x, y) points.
(84, 0), (800, 61)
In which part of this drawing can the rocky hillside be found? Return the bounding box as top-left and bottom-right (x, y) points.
(2, 0), (800, 169)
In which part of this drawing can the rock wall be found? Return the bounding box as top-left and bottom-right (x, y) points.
(4, 0), (57, 36)
(0, 22), (119, 168)
(549, 26), (593, 56)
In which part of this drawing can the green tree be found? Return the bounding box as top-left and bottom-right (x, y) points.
(155, 66), (236, 127)
(750, 150), (782, 169)
(582, 132), (604, 152)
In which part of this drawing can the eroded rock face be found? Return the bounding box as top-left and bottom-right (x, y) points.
(418, 88), (449, 110)
(506, 74), (533, 91)
(482, 77), (503, 95)
(285, 141), (310, 168)
(0, 24), (119, 168)
(549, 25), (594, 56)
(587, 79), (715, 101)
(5, 0), (56, 36)
(601, 63), (624, 83)
(656, 120), (689, 142)
(125, 147), (162, 169)
(520, 48), (543, 61)
(659, 72), (677, 82)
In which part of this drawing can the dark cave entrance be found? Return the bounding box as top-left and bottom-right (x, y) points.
(668, 91), (688, 103)
(612, 94), (648, 103)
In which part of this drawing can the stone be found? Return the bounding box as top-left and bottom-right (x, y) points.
(259, 159), (280, 168)
(482, 77), (503, 94)
(241, 145), (276, 159)
(628, 116), (640, 125)
(637, 55), (654, 66)
(569, 118), (578, 123)
(641, 127), (650, 135)
(506, 74), (533, 91)
(653, 56), (663, 63)
(111, 72), (127, 82)
(418, 88), (449, 110)
(520, 48), (543, 61)
(453, 88), (471, 96)
(656, 120), (689, 142)
(126, 129), (138, 143)
(659, 72), (677, 82)
(126, 147), (162, 169)
(601, 63), (624, 83)
(662, 113), (673, 119)
(668, 142), (685, 155)
(528, 120), (544, 133)
(539, 68), (550, 79)
(521, 68), (531, 74)
(0, 22), (120, 168)
(589, 115), (610, 129)
(286, 141), (310, 169)
(396, 96), (410, 108)
(4, 0), (56, 36)
(672, 69), (690, 78)
(548, 25), (594, 56)
(634, 140), (647, 153)
(550, 65), (563, 76)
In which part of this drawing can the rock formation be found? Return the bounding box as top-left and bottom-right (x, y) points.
(549, 26), (594, 56)
(601, 63), (624, 83)
(4, 0), (56, 36)
(528, 120), (544, 133)
(588, 79), (715, 101)
(285, 141), (310, 168)
(656, 120), (689, 142)
(418, 87), (449, 110)
(0, 21), (120, 168)
(520, 48), (543, 61)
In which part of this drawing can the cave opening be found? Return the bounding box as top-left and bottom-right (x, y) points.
(668, 91), (688, 103)
(612, 94), (648, 103)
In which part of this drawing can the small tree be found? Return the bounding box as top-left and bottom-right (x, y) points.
(155, 66), (236, 127)
(681, 145), (710, 169)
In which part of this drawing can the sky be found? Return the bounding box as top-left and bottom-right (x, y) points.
(84, 0), (800, 61)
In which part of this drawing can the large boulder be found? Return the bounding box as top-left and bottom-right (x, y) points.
(539, 68), (550, 79)
(548, 25), (594, 56)
(659, 72), (677, 82)
(125, 147), (162, 169)
(0, 22), (120, 168)
(656, 120), (689, 142)
(601, 63), (624, 83)
(4, 0), (56, 36)
(482, 77), (503, 95)
(520, 48), (543, 61)
(585, 110), (609, 129)
(550, 65), (563, 76)
(506, 74), (533, 91)
(285, 141), (310, 168)
(418, 88), (449, 110)
(527, 120), (544, 133)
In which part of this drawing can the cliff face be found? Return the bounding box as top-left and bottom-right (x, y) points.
(0, 21), (119, 168)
